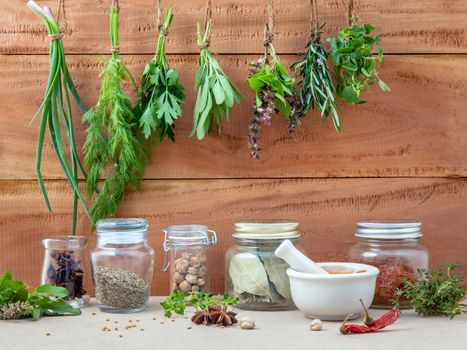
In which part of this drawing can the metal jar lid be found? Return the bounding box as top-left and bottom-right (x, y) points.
(356, 220), (422, 240)
(233, 221), (300, 240)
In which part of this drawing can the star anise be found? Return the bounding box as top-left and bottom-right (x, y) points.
(209, 306), (238, 326)
(191, 310), (211, 325)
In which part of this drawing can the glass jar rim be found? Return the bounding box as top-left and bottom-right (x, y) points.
(163, 224), (217, 249)
(233, 235), (300, 245)
(96, 218), (148, 244)
(42, 235), (88, 250)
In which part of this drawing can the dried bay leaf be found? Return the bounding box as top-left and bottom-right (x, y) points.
(261, 257), (292, 301)
(229, 253), (272, 299)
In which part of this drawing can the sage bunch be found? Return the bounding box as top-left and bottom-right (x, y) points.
(192, 21), (242, 140)
(328, 21), (390, 105)
(293, 25), (341, 131)
(246, 26), (295, 159)
(83, 2), (144, 222)
(138, 8), (184, 142)
(27, 0), (91, 233)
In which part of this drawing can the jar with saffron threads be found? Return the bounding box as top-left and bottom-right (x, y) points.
(347, 220), (429, 309)
(225, 221), (299, 311)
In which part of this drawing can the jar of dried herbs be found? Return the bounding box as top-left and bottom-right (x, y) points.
(225, 221), (299, 310)
(163, 225), (217, 294)
(91, 218), (155, 313)
(348, 220), (429, 309)
(41, 236), (88, 308)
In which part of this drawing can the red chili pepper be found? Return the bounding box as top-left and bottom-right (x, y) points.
(340, 299), (400, 335)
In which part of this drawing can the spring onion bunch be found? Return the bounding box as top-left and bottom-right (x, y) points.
(27, 0), (91, 233)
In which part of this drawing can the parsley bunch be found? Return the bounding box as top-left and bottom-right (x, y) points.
(395, 264), (467, 319)
(191, 21), (242, 140)
(83, 2), (145, 222)
(328, 21), (390, 105)
(138, 8), (184, 142)
(0, 271), (80, 321)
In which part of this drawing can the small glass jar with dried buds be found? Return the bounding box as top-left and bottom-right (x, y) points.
(41, 236), (88, 308)
(91, 218), (155, 313)
(163, 225), (217, 294)
(348, 220), (429, 309)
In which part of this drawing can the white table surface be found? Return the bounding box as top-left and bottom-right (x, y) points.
(1, 297), (466, 350)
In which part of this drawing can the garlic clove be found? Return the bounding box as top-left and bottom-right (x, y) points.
(309, 319), (322, 331)
(239, 317), (255, 330)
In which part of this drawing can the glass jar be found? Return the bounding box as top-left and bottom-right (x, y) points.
(163, 225), (217, 294)
(348, 220), (429, 309)
(91, 218), (155, 313)
(225, 221), (299, 311)
(41, 236), (88, 308)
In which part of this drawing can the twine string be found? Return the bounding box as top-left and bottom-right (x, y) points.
(310, 0), (319, 33)
(348, 0), (354, 26)
(199, 0), (212, 49)
(263, 0), (274, 46)
(156, 0), (169, 36)
(49, 33), (64, 41)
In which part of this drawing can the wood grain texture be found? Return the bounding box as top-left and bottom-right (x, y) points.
(1, 0), (466, 55)
(1, 54), (466, 180)
(0, 178), (465, 295)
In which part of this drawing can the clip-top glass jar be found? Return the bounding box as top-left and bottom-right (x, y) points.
(91, 218), (155, 313)
(41, 236), (88, 308)
(347, 220), (429, 309)
(163, 225), (217, 294)
(225, 221), (299, 311)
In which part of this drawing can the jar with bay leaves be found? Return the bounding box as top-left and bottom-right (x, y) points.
(225, 222), (299, 310)
(91, 219), (155, 313)
(163, 225), (217, 294)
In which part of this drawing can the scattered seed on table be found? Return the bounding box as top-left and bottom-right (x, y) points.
(114, 321), (118, 324)
(187, 327), (192, 330)
(92, 312), (96, 315)
(106, 319), (111, 322)
(136, 320), (140, 322)
(114, 328), (118, 331)
(160, 322), (164, 324)
(152, 317), (156, 320)
(140, 329), (144, 331)
(45, 333), (51, 336)
(118, 334), (123, 338)
(171, 319), (175, 322)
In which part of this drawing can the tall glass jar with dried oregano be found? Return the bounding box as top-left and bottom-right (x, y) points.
(225, 221), (300, 310)
(91, 219), (155, 313)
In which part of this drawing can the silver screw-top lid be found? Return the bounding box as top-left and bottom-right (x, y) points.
(356, 220), (422, 240)
(96, 218), (149, 244)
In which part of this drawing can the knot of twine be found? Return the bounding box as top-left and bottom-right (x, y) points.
(156, 0), (169, 36)
(263, 30), (274, 47)
(199, 39), (210, 49)
(111, 46), (120, 53)
(158, 25), (169, 36)
(310, 0), (319, 33)
(49, 33), (64, 41)
(263, 0), (274, 47)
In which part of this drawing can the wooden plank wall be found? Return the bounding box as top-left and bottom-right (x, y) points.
(0, 0), (466, 295)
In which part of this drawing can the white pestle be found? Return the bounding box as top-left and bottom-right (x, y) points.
(275, 239), (329, 274)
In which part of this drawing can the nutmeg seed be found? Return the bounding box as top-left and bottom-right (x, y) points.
(185, 274), (198, 284)
(179, 280), (192, 292)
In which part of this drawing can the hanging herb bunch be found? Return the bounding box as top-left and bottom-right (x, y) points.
(137, 1), (185, 142)
(191, 0), (242, 140)
(327, 0), (390, 105)
(246, 0), (296, 159)
(292, 0), (341, 131)
(27, 0), (92, 234)
(83, 0), (145, 222)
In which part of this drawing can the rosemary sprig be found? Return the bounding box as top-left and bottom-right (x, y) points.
(138, 8), (184, 142)
(246, 24), (295, 159)
(27, 1), (91, 233)
(191, 21), (242, 140)
(83, 2), (145, 222)
(328, 20), (390, 105)
(293, 25), (341, 131)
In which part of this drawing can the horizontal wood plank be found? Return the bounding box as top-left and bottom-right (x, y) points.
(1, 0), (466, 55)
(0, 54), (466, 179)
(0, 178), (465, 295)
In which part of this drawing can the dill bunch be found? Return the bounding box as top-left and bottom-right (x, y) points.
(293, 25), (341, 131)
(83, 2), (144, 222)
(137, 8), (185, 142)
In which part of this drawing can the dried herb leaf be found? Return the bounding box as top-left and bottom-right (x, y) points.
(229, 253), (272, 299)
(261, 256), (291, 301)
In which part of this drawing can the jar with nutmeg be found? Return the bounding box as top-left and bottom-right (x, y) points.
(163, 225), (217, 294)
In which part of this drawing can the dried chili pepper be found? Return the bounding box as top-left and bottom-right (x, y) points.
(340, 299), (400, 334)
